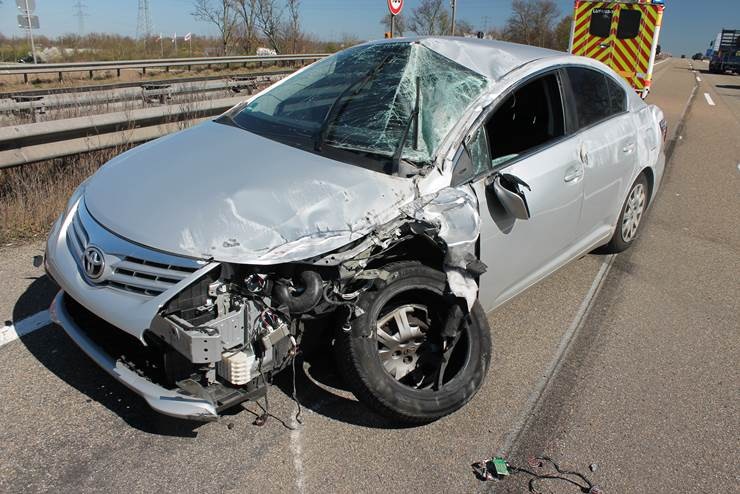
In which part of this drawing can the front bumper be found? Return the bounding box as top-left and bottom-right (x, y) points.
(49, 291), (218, 421)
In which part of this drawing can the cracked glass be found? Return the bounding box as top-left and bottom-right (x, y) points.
(221, 42), (489, 173)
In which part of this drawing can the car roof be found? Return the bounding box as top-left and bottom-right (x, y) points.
(365, 36), (564, 80)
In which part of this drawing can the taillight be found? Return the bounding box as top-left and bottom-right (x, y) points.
(659, 119), (668, 142)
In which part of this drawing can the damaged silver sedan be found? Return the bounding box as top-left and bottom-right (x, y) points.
(45, 37), (666, 423)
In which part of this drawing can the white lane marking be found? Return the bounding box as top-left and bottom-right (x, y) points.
(0, 310), (52, 348)
(696, 76), (702, 82)
(498, 255), (616, 456)
(736, 163), (740, 173)
(290, 405), (306, 493)
(704, 93), (716, 106)
(654, 59), (668, 66)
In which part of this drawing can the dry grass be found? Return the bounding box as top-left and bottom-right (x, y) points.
(0, 147), (130, 244)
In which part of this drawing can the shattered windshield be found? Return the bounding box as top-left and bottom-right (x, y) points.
(220, 42), (490, 174)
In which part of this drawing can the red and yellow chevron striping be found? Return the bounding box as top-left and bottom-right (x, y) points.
(570, 1), (664, 96)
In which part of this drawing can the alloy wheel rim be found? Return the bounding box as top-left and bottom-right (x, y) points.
(376, 304), (429, 381)
(621, 183), (646, 242)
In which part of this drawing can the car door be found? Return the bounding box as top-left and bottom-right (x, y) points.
(453, 71), (585, 312)
(564, 66), (638, 243)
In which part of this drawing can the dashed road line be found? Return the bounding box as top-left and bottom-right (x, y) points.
(0, 310), (52, 348)
(696, 76), (702, 82)
(704, 93), (716, 106)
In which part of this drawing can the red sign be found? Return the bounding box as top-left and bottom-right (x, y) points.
(388, 0), (403, 16)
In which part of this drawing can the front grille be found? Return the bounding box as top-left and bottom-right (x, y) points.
(107, 256), (197, 296)
(66, 200), (201, 297)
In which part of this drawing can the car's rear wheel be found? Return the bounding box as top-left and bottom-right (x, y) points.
(601, 173), (649, 253)
(335, 262), (492, 424)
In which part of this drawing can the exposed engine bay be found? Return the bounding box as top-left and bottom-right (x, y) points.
(144, 187), (485, 416)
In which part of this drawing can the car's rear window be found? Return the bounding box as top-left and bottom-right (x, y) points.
(617, 9), (642, 40)
(589, 8), (613, 38)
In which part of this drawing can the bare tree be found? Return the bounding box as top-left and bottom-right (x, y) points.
(192, 0), (237, 55)
(255, 0), (284, 53)
(504, 0), (560, 48)
(231, 0), (259, 54)
(380, 13), (408, 37)
(286, 0), (301, 53)
(408, 0), (450, 36)
(455, 19), (476, 36)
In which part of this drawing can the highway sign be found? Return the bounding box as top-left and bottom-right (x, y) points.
(17, 14), (40, 29)
(16, 0), (36, 12)
(388, 0), (403, 16)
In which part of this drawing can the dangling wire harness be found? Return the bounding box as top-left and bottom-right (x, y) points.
(473, 455), (602, 493)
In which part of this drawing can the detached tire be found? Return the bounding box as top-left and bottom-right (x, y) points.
(600, 173), (649, 254)
(335, 262), (492, 424)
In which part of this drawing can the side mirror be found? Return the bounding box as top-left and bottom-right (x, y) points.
(486, 172), (531, 220)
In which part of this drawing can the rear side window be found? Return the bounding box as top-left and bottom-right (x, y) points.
(589, 9), (613, 38)
(605, 75), (627, 114)
(566, 67), (612, 128)
(617, 9), (641, 39)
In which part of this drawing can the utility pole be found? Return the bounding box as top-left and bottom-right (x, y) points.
(450, 0), (457, 36)
(73, 0), (88, 36)
(136, 0), (153, 40)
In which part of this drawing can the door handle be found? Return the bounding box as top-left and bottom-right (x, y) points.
(622, 142), (636, 154)
(564, 164), (584, 183)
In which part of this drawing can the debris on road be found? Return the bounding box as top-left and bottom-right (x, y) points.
(473, 454), (602, 493)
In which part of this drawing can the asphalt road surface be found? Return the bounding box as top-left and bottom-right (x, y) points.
(0, 58), (737, 493)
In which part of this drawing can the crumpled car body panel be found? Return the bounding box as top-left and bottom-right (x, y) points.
(84, 121), (416, 264)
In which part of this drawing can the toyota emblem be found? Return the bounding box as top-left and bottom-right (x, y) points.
(83, 246), (105, 280)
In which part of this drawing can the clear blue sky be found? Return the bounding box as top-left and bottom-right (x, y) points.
(1, 0), (738, 55)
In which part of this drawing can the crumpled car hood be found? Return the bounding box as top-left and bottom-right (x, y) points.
(84, 121), (416, 264)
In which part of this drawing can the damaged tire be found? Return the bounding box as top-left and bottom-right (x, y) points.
(336, 262), (492, 424)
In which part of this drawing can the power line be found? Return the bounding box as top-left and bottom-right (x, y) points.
(73, 0), (88, 36)
(136, 0), (153, 40)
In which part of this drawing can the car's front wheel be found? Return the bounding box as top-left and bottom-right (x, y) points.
(335, 262), (492, 424)
(601, 173), (650, 253)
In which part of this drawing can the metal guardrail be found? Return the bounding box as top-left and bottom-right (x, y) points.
(0, 96), (246, 169)
(0, 54), (327, 82)
(0, 73), (284, 114)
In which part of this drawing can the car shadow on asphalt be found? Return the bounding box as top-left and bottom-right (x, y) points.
(14, 275), (204, 438)
(271, 352), (415, 430)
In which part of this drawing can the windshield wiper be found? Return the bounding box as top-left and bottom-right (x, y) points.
(392, 76), (422, 174)
(315, 54), (394, 152)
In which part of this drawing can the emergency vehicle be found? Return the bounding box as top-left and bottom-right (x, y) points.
(569, 0), (665, 98)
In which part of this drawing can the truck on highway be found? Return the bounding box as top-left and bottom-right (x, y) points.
(569, 0), (665, 98)
(708, 29), (740, 74)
